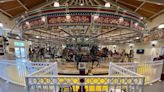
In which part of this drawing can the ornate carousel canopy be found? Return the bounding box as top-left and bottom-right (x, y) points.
(14, 0), (149, 46)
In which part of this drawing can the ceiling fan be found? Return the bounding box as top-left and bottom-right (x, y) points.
(0, 0), (15, 3)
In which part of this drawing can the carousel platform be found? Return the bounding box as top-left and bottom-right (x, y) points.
(58, 62), (109, 75)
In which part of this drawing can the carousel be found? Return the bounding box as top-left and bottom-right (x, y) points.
(16, 0), (145, 75)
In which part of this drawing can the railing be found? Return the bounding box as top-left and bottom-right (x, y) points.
(26, 76), (144, 92)
(115, 60), (163, 84)
(0, 61), (26, 86)
(109, 62), (142, 77)
(26, 62), (145, 92)
(26, 61), (54, 74)
(29, 62), (58, 76)
(135, 55), (154, 63)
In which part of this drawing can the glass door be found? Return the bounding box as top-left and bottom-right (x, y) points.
(15, 47), (21, 58)
(15, 47), (26, 58)
(20, 47), (26, 58)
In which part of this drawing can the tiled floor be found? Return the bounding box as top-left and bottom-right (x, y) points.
(0, 78), (164, 92)
(0, 79), (25, 92)
(144, 81), (164, 92)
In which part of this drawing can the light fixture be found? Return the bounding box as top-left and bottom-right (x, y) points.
(41, 16), (46, 22)
(129, 43), (134, 48)
(140, 17), (144, 20)
(135, 22), (138, 26)
(36, 36), (40, 38)
(66, 14), (71, 20)
(119, 17), (124, 22)
(25, 21), (30, 25)
(158, 23), (164, 29)
(80, 3), (84, 6)
(151, 40), (157, 46)
(136, 37), (140, 39)
(0, 23), (3, 27)
(113, 45), (116, 48)
(105, 2), (111, 7)
(93, 14), (99, 20)
(129, 43), (134, 47)
(54, 1), (60, 7)
(16, 36), (20, 39)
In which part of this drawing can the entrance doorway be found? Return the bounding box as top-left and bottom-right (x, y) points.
(15, 47), (26, 58)
(14, 41), (27, 58)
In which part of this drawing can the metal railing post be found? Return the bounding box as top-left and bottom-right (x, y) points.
(134, 62), (138, 73)
(25, 77), (29, 92)
(109, 62), (113, 75)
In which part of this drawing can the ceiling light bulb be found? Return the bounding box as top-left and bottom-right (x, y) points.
(105, 2), (111, 7)
(135, 22), (138, 26)
(140, 17), (144, 20)
(16, 36), (20, 39)
(25, 21), (30, 25)
(119, 17), (124, 22)
(0, 23), (3, 27)
(158, 24), (164, 29)
(36, 36), (40, 38)
(129, 43), (134, 47)
(54, 2), (60, 7)
(66, 14), (71, 20)
(80, 3), (84, 6)
(41, 16), (46, 22)
(151, 40), (157, 45)
(93, 14), (99, 20)
(136, 37), (140, 39)
(113, 45), (116, 48)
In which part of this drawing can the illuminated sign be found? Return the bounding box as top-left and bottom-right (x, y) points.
(14, 41), (25, 46)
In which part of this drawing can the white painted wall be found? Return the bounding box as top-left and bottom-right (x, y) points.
(0, 13), (20, 36)
(100, 40), (164, 62)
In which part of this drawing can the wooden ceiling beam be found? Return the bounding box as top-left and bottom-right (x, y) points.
(0, 9), (13, 18)
(118, 1), (155, 14)
(17, 0), (28, 11)
(149, 9), (164, 20)
(105, 0), (142, 16)
(13, 0), (57, 19)
(134, 1), (146, 12)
